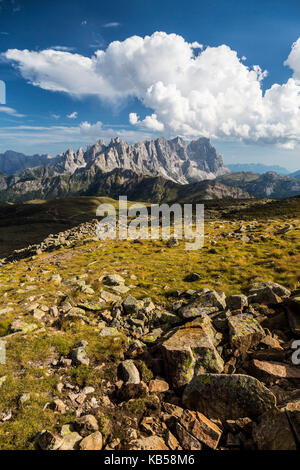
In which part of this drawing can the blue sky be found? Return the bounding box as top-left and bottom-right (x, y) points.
(0, 0), (300, 170)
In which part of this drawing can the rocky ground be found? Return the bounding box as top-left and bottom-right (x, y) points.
(0, 205), (299, 450)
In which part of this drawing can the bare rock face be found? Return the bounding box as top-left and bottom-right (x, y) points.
(182, 374), (277, 419)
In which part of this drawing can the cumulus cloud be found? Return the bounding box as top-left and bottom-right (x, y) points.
(129, 112), (164, 131)
(67, 111), (78, 119)
(4, 31), (300, 147)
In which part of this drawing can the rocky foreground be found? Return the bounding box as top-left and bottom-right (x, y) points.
(0, 220), (299, 450)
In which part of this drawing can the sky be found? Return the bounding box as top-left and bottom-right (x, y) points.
(0, 0), (300, 170)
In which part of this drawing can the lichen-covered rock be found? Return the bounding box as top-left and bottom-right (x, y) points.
(179, 290), (226, 319)
(226, 294), (248, 311)
(161, 317), (224, 388)
(228, 313), (265, 353)
(59, 432), (82, 450)
(252, 411), (296, 450)
(123, 295), (142, 314)
(182, 374), (276, 419)
(247, 281), (291, 305)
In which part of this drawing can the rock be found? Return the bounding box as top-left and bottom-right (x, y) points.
(251, 359), (300, 380)
(38, 430), (63, 450)
(99, 290), (121, 303)
(103, 274), (125, 286)
(59, 432), (82, 450)
(70, 346), (89, 366)
(99, 327), (121, 337)
(182, 374), (276, 419)
(121, 360), (140, 384)
(161, 317), (224, 388)
(123, 295), (142, 314)
(180, 410), (222, 450)
(228, 314), (265, 353)
(149, 379), (169, 393)
(226, 294), (248, 311)
(179, 291), (225, 319)
(247, 281), (291, 305)
(48, 274), (62, 286)
(74, 414), (99, 437)
(252, 411), (296, 450)
(166, 237), (179, 247)
(142, 328), (163, 344)
(165, 430), (182, 450)
(175, 422), (202, 450)
(19, 393), (30, 406)
(120, 381), (149, 400)
(287, 309), (300, 336)
(79, 431), (103, 450)
(10, 320), (37, 334)
(52, 398), (67, 414)
(185, 273), (201, 282)
(129, 436), (168, 450)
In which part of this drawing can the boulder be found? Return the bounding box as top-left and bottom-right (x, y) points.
(247, 281), (291, 305)
(228, 314), (265, 353)
(182, 374), (276, 419)
(74, 415), (99, 437)
(149, 379), (169, 393)
(123, 295), (142, 314)
(103, 274), (125, 286)
(252, 411), (296, 450)
(79, 431), (103, 450)
(59, 432), (82, 450)
(38, 430), (63, 450)
(251, 359), (300, 380)
(226, 294), (248, 311)
(121, 360), (140, 384)
(161, 317), (224, 388)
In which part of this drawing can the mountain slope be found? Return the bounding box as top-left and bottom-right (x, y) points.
(217, 171), (300, 198)
(0, 150), (59, 175)
(227, 163), (291, 175)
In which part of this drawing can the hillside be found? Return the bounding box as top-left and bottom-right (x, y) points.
(0, 195), (299, 450)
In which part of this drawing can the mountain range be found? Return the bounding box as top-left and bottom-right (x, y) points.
(0, 136), (299, 202)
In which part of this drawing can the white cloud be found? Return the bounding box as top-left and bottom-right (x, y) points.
(67, 111), (78, 119)
(4, 31), (300, 147)
(0, 105), (24, 117)
(129, 112), (164, 131)
(103, 22), (120, 28)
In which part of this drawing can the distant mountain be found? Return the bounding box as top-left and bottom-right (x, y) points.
(227, 163), (290, 175)
(289, 170), (300, 179)
(0, 150), (59, 175)
(0, 166), (249, 204)
(217, 171), (300, 198)
(0, 136), (230, 183)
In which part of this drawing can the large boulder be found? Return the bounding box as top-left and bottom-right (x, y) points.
(161, 316), (224, 388)
(179, 290), (226, 319)
(228, 314), (265, 353)
(247, 281), (291, 305)
(182, 374), (276, 419)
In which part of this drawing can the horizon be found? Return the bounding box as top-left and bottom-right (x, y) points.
(0, 0), (300, 170)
